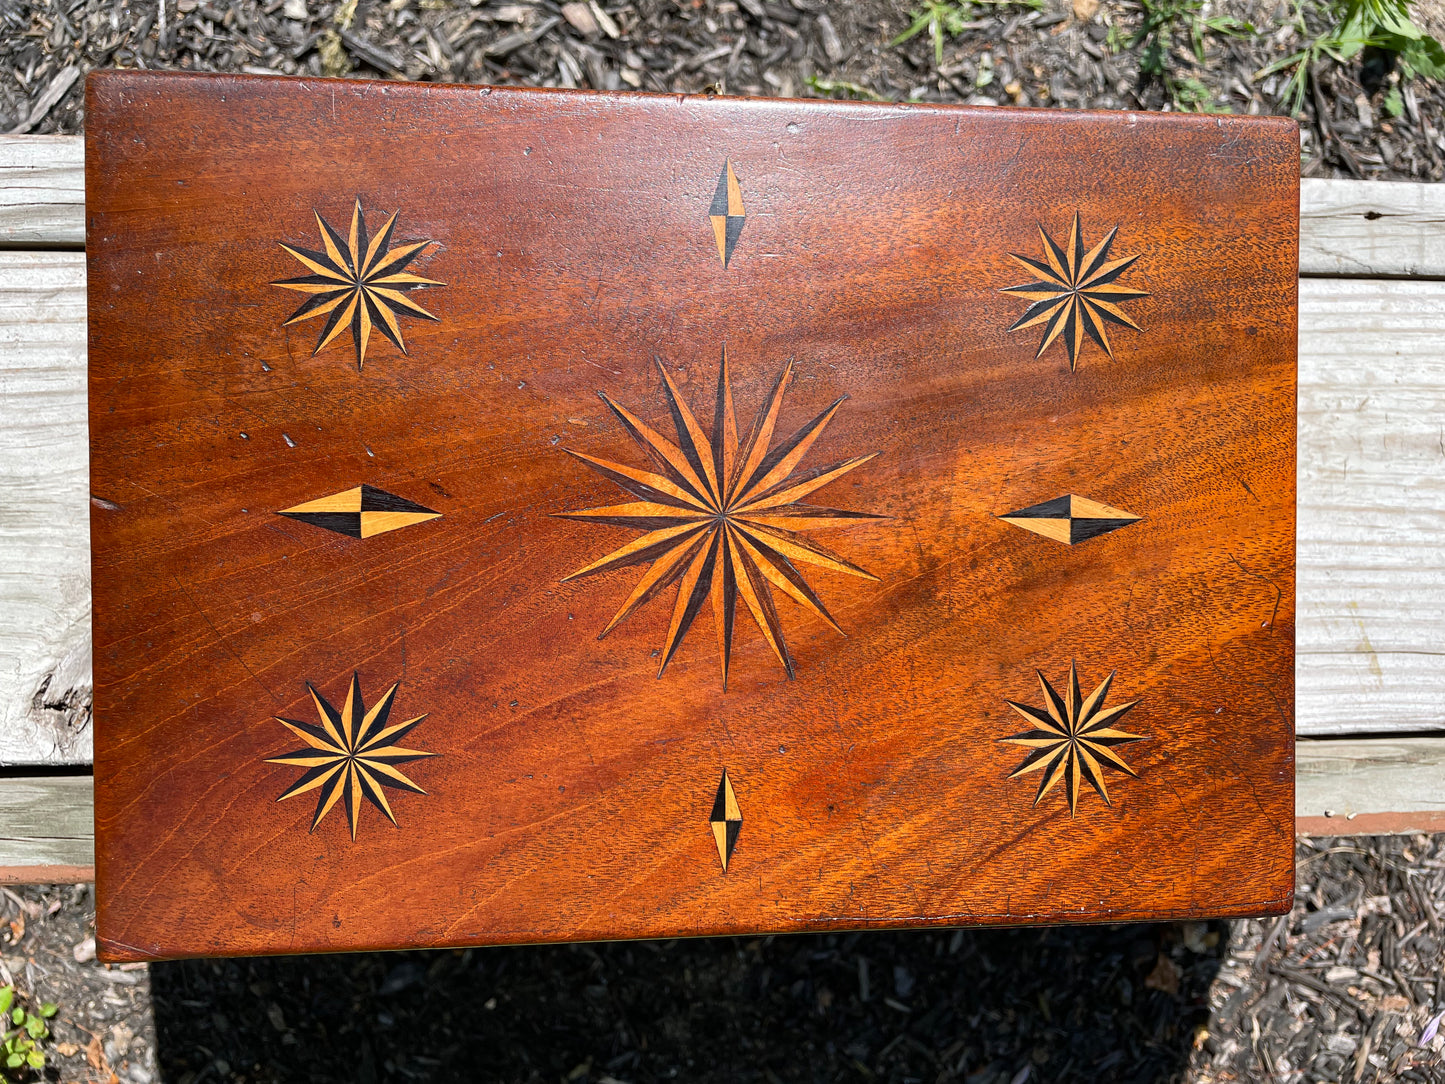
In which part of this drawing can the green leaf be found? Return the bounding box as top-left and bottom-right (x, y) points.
(0, 988), (12, 1017)
(1368, 0), (1420, 39)
(4, 1051), (22, 1070)
(804, 74), (890, 101)
(10, 1008), (21, 1026)
(1383, 85), (1405, 116)
(1256, 46), (1307, 76)
(1403, 34), (1445, 78)
(25, 1048), (44, 1069)
(889, 8), (936, 47)
(38, 1004), (56, 1019)
(1204, 15), (1255, 36)
(24, 1014), (45, 1040)
(1325, 7), (1374, 58)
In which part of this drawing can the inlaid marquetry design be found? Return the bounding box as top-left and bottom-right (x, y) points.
(555, 348), (885, 687)
(709, 769), (743, 871)
(709, 161), (746, 267)
(272, 199), (444, 369)
(1000, 663), (1144, 815)
(998, 494), (1140, 545)
(278, 484), (441, 539)
(267, 673), (437, 839)
(1003, 214), (1147, 370)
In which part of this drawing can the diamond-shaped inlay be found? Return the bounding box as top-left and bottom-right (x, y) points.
(709, 769), (742, 871)
(278, 484), (441, 539)
(998, 494), (1140, 546)
(709, 160), (745, 268)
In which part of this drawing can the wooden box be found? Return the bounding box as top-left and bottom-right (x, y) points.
(86, 70), (1298, 961)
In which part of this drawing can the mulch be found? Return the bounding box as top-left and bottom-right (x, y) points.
(1, 0), (1443, 181)
(1, 835), (1442, 1083)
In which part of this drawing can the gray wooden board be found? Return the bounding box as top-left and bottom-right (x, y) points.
(1295, 738), (1445, 821)
(0, 252), (90, 767)
(0, 135), (1443, 762)
(0, 136), (85, 249)
(6, 735), (1442, 873)
(1300, 177), (1445, 279)
(0, 776), (93, 868)
(2, 135), (1444, 271)
(3, 257), (1445, 762)
(5, 269), (1444, 761)
(1297, 277), (1445, 736)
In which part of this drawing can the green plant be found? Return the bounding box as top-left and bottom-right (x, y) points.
(0, 986), (57, 1078)
(1172, 74), (1232, 110)
(1129, 0), (1254, 108)
(804, 74), (891, 101)
(1259, 0), (1445, 115)
(891, 0), (1043, 66)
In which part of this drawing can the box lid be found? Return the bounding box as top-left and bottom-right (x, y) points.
(86, 71), (1298, 960)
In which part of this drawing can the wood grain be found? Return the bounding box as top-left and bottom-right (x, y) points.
(14, 134), (1441, 277)
(0, 775), (93, 870)
(13, 733), (1445, 884)
(84, 72), (1297, 959)
(1299, 178), (1445, 279)
(11, 272), (1443, 761)
(0, 136), (84, 249)
(1297, 277), (1445, 736)
(0, 252), (91, 767)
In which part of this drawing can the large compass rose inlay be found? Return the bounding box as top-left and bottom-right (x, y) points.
(556, 349), (886, 687)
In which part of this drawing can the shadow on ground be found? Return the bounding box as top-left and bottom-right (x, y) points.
(149, 921), (1225, 1083)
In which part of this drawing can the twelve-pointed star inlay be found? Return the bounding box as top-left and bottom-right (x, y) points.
(272, 199), (444, 370)
(1002, 214), (1148, 370)
(555, 348), (885, 687)
(999, 663), (1144, 815)
(267, 673), (437, 839)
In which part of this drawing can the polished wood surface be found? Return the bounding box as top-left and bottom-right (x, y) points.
(86, 70), (1298, 961)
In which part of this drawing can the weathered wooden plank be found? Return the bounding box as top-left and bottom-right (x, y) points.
(1297, 277), (1445, 736)
(6, 736), (1441, 881)
(0, 253), (90, 766)
(3, 135), (1444, 278)
(1, 270), (1443, 761)
(1300, 178), (1445, 279)
(0, 136), (84, 249)
(0, 775), (93, 872)
(1296, 738), (1445, 835)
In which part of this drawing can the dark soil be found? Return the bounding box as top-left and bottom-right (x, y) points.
(0, 884), (155, 1084)
(2, 836), (1442, 1083)
(1, 0), (1443, 181)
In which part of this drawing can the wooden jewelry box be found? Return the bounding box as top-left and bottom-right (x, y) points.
(85, 70), (1298, 960)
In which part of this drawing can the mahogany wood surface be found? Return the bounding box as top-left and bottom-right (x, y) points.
(86, 70), (1299, 961)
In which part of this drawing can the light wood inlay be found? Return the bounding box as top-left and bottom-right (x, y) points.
(1003, 214), (1148, 370)
(708, 160), (746, 267)
(267, 673), (437, 840)
(708, 769), (742, 871)
(272, 199), (444, 370)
